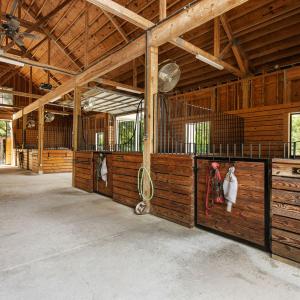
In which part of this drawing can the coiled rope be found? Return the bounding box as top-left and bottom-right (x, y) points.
(135, 166), (154, 215)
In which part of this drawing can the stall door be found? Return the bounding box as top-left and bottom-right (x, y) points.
(196, 158), (270, 250)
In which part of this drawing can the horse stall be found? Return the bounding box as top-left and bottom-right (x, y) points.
(74, 112), (143, 204)
(13, 113), (73, 173)
(196, 157), (270, 249)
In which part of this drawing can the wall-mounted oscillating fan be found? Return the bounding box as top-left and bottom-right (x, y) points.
(83, 98), (95, 112)
(26, 119), (36, 129)
(158, 62), (181, 93)
(44, 112), (55, 123)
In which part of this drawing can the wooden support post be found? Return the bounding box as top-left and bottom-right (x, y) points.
(29, 67), (33, 103)
(211, 87), (217, 111)
(38, 105), (44, 174)
(72, 86), (81, 186)
(214, 17), (220, 57)
(21, 110), (27, 149)
(47, 38), (51, 84)
(241, 78), (250, 109)
(143, 33), (158, 208)
(133, 59), (138, 88)
(159, 0), (167, 21)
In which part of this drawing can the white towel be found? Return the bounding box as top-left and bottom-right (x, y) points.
(223, 166), (238, 212)
(101, 157), (108, 186)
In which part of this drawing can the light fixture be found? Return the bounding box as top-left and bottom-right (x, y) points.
(0, 56), (25, 67)
(195, 54), (224, 70)
(116, 86), (143, 94)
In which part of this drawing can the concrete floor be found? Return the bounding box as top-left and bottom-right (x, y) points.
(0, 166), (299, 300)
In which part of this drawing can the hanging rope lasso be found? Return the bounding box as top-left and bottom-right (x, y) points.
(135, 166), (154, 215)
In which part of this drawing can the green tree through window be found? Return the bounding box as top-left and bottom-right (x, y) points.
(291, 113), (300, 156)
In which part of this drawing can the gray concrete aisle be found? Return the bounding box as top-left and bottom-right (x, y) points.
(0, 166), (299, 300)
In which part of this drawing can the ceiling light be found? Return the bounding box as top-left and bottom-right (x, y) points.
(116, 86), (143, 94)
(0, 56), (25, 67)
(195, 54), (224, 70)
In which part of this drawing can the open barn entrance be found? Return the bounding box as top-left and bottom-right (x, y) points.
(0, 120), (12, 165)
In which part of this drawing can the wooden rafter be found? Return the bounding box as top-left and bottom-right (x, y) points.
(0, 52), (78, 76)
(94, 78), (144, 93)
(102, 10), (129, 43)
(0, 88), (40, 99)
(159, 0), (167, 21)
(19, 1), (83, 71)
(3, 0), (71, 52)
(87, 0), (243, 77)
(220, 14), (249, 75)
(214, 17), (220, 57)
(13, 0), (249, 120)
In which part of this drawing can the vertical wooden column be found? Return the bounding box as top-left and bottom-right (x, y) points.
(132, 59), (137, 88)
(38, 105), (44, 174)
(214, 17), (220, 57)
(21, 110), (27, 149)
(12, 119), (16, 166)
(242, 78), (250, 109)
(72, 86), (81, 186)
(143, 33), (158, 205)
(159, 0), (167, 21)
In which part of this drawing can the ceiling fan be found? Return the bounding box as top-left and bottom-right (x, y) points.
(0, 14), (39, 49)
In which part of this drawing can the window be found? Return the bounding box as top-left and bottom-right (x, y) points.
(95, 132), (104, 151)
(116, 113), (144, 151)
(185, 121), (210, 154)
(290, 113), (300, 156)
(0, 89), (13, 105)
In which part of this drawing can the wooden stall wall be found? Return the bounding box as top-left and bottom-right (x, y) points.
(151, 154), (195, 228)
(169, 67), (300, 112)
(15, 149), (72, 173)
(112, 152), (142, 208)
(42, 150), (73, 174)
(272, 159), (300, 265)
(74, 151), (94, 192)
(197, 158), (268, 248)
(31, 151), (39, 173)
(15, 149), (33, 170)
(93, 152), (113, 197)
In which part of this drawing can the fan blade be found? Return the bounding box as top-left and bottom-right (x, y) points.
(22, 32), (40, 40)
(13, 36), (24, 47)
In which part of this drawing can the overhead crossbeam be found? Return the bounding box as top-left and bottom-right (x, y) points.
(13, 0), (249, 120)
(220, 14), (250, 75)
(87, 0), (243, 76)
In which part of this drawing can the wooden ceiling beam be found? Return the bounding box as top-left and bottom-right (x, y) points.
(87, 0), (153, 30)
(220, 14), (249, 75)
(0, 87), (41, 99)
(0, 52), (78, 76)
(214, 17), (220, 57)
(159, 0), (167, 21)
(0, 14), (44, 34)
(94, 78), (144, 93)
(3, 0), (71, 52)
(13, 0), (249, 119)
(19, 1), (83, 72)
(102, 10), (129, 43)
(87, 0), (244, 77)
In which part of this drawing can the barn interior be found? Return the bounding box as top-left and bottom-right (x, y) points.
(0, 0), (300, 299)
